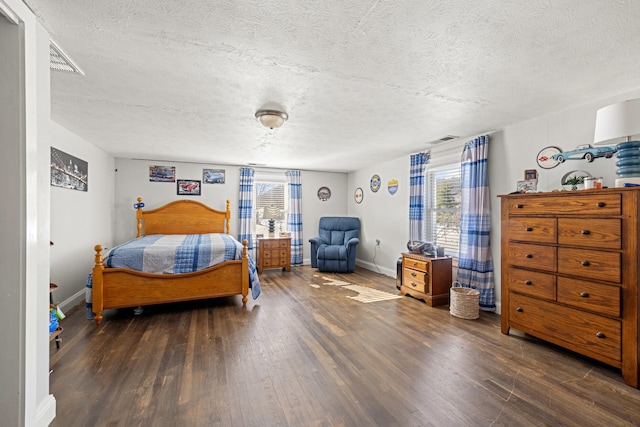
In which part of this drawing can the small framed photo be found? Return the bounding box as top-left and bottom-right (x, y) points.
(524, 169), (538, 181)
(517, 179), (538, 193)
(149, 165), (175, 182)
(203, 168), (225, 184)
(177, 179), (201, 196)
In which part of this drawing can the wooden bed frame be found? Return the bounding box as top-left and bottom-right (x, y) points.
(91, 197), (249, 325)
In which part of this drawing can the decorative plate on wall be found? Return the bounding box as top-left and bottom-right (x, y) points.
(317, 186), (331, 201)
(536, 146), (562, 169)
(354, 187), (364, 204)
(370, 174), (381, 192)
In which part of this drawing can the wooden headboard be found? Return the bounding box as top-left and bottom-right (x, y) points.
(135, 197), (231, 237)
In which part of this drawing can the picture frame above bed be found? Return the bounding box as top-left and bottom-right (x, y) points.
(177, 179), (201, 195)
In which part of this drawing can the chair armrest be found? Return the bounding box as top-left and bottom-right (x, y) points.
(346, 238), (360, 248)
(309, 236), (328, 245)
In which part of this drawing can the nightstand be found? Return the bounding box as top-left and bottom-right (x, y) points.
(257, 237), (291, 274)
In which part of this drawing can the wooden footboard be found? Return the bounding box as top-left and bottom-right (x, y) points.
(91, 241), (250, 325)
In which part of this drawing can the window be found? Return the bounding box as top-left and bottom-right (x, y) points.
(425, 163), (461, 257)
(254, 181), (288, 236)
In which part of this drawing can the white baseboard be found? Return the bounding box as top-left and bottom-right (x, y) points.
(36, 394), (56, 427)
(59, 288), (86, 312)
(355, 259), (395, 278)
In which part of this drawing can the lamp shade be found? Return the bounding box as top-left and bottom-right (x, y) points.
(263, 206), (281, 220)
(594, 98), (640, 145)
(255, 110), (288, 129)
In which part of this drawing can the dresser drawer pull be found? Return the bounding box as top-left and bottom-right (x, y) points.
(411, 282), (417, 288)
(596, 332), (606, 339)
(581, 260), (590, 266)
(525, 227), (533, 232)
(525, 253), (533, 259)
(516, 204), (524, 209)
(580, 292), (590, 298)
(596, 202), (605, 208)
(581, 230), (591, 235)
(411, 272), (417, 277)
(516, 307), (523, 312)
(524, 280), (532, 285)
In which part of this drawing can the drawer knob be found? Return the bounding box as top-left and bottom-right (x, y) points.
(516, 307), (523, 312)
(580, 292), (590, 298)
(524, 280), (532, 285)
(516, 204), (524, 209)
(411, 282), (417, 287)
(525, 227), (533, 232)
(525, 253), (533, 259)
(411, 272), (417, 277)
(596, 332), (606, 339)
(596, 202), (605, 208)
(581, 260), (590, 266)
(581, 229), (591, 235)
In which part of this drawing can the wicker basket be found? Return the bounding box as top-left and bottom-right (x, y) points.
(450, 282), (480, 320)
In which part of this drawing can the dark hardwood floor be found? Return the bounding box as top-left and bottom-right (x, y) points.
(50, 266), (640, 426)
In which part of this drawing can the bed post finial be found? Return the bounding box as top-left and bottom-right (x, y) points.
(136, 197), (144, 238)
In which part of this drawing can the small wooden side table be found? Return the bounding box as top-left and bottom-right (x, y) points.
(400, 253), (452, 306)
(257, 237), (291, 273)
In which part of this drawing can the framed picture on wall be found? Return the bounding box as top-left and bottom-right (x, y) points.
(203, 168), (225, 184)
(177, 179), (201, 196)
(149, 165), (176, 182)
(50, 147), (88, 192)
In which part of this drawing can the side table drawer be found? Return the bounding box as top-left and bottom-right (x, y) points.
(404, 258), (428, 272)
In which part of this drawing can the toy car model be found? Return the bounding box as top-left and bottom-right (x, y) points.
(551, 144), (617, 163)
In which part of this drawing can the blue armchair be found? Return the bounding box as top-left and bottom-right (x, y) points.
(309, 217), (360, 273)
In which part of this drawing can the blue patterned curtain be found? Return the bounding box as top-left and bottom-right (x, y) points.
(286, 170), (303, 265)
(409, 152), (430, 241)
(456, 135), (495, 311)
(238, 167), (255, 252)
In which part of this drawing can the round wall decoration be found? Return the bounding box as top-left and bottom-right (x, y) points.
(370, 174), (381, 192)
(387, 179), (398, 195)
(536, 146), (562, 169)
(317, 186), (331, 201)
(354, 187), (364, 204)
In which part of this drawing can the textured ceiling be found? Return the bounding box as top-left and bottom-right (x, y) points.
(24, 0), (640, 172)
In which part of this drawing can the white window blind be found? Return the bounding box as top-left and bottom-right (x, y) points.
(425, 163), (461, 257)
(254, 181), (288, 235)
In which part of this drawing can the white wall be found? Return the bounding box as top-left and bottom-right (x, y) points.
(49, 122), (115, 307)
(348, 156), (409, 279)
(112, 159), (348, 264)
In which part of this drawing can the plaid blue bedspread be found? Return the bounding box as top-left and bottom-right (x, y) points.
(86, 234), (260, 318)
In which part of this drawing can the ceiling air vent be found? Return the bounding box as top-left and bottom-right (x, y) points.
(50, 39), (83, 75)
(426, 135), (459, 145)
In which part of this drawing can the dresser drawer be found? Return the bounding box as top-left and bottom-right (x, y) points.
(557, 277), (621, 317)
(509, 217), (556, 243)
(558, 218), (621, 249)
(403, 258), (428, 272)
(507, 268), (555, 300)
(507, 194), (621, 216)
(404, 268), (426, 285)
(508, 243), (556, 272)
(509, 293), (621, 362)
(557, 248), (621, 283)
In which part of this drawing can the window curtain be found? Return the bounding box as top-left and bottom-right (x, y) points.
(286, 170), (303, 265)
(456, 135), (495, 311)
(409, 152), (429, 241)
(238, 167), (255, 252)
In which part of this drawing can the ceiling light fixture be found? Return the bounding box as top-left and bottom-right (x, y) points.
(255, 109), (288, 129)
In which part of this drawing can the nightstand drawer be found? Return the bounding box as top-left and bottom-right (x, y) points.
(403, 280), (426, 294)
(403, 268), (426, 284)
(403, 258), (428, 272)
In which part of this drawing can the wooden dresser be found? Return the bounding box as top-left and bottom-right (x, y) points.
(257, 237), (291, 274)
(400, 253), (452, 306)
(499, 188), (640, 388)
